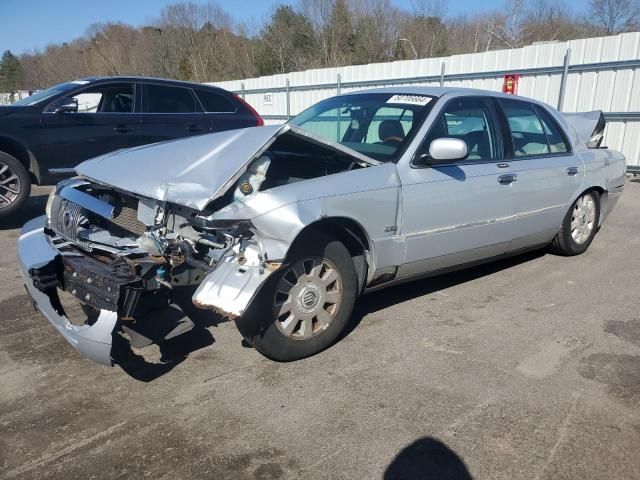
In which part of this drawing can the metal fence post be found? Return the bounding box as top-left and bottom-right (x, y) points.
(241, 82), (245, 100)
(337, 73), (342, 95)
(286, 78), (291, 120)
(557, 48), (571, 111)
(440, 62), (446, 87)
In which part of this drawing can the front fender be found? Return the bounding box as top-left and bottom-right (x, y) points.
(192, 242), (276, 318)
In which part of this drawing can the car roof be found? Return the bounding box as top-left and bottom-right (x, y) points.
(76, 76), (229, 92)
(350, 86), (542, 103)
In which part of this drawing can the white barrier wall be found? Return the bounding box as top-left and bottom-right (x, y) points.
(210, 32), (640, 166)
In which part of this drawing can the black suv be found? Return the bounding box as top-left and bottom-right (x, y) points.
(0, 76), (263, 217)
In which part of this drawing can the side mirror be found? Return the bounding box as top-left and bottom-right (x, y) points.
(427, 138), (468, 164)
(414, 138), (468, 166)
(52, 97), (78, 114)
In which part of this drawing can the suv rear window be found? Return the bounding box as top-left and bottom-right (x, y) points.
(195, 89), (236, 113)
(142, 84), (199, 113)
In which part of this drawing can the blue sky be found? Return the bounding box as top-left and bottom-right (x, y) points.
(0, 0), (590, 55)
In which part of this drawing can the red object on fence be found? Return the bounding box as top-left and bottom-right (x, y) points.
(502, 74), (520, 94)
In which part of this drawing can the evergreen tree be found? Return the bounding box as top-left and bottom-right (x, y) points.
(326, 0), (355, 66)
(257, 6), (316, 75)
(0, 50), (21, 98)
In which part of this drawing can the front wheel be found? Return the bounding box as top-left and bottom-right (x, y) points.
(236, 232), (357, 361)
(550, 190), (600, 256)
(0, 151), (31, 218)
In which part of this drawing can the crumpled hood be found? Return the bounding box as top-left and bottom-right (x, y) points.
(76, 125), (284, 210)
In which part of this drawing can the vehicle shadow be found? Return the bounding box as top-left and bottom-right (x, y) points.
(111, 250), (545, 381)
(111, 290), (228, 382)
(384, 436), (473, 480)
(0, 193), (48, 230)
(345, 249), (545, 337)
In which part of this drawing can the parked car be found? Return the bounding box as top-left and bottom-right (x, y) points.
(18, 87), (625, 366)
(0, 76), (263, 217)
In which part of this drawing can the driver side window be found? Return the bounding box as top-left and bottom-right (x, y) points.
(54, 83), (135, 113)
(423, 97), (500, 161)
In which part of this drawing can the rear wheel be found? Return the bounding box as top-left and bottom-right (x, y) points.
(550, 190), (600, 256)
(0, 151), (31, 218)
(236, 232), (357, 361)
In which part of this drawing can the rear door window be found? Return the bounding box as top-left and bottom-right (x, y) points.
(500, 99), (552, 157)
(142, 84), (199, 113)
(195, 89), (237, 113)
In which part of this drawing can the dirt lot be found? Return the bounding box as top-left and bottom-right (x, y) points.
(1, 183), (639, 480)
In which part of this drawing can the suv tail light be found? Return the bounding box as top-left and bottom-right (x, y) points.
(234, 95), (264, 126)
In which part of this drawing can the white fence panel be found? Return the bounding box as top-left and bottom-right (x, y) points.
(211, 32), (640, 166)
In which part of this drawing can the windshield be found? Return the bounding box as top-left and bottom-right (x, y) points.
(289, 93), (436, 162)
(12, 81), (86, 106)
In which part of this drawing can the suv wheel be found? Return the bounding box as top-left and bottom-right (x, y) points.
(0, 151), (31, 217)
(236, 232), (357, 361)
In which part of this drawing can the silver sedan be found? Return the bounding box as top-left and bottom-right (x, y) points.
(17, 87), (626, 364)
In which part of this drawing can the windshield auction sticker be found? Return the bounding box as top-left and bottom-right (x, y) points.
(387, 94), (432, 106)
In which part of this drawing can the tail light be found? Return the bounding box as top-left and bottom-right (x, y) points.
(234, 94), (264, 126)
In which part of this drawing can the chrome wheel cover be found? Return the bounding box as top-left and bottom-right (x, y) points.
(273, 257), (342, 340)
(0, 161), (21, 209)
(571, 193), (596, 244)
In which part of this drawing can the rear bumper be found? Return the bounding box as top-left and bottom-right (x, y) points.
(602, 184), (624, 224)
(17, 216), (117, 366)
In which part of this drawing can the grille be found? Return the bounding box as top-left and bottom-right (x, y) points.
(49, 196), (91, 249)
(49, 194), (146, 246)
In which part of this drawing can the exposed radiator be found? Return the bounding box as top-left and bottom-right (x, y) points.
(111, 205), (146, 236)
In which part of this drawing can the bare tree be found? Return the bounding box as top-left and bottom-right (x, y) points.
(588, 0), (640, 34)
(11, 0), (635, 90)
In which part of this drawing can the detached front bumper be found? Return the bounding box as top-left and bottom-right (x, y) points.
(17, 216), (117, 366)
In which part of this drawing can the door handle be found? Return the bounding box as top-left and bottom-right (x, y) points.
(566, 166), (579, 176)
(186, 124), (203, 133)
(113, 125), (132, 133)
(498, 174), (517, 184)
(497, 163), (510, 168)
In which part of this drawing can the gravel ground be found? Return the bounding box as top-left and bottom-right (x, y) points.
(1, 182), (639, 480)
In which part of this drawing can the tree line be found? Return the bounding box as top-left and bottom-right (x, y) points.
(2, 0), (639, 94)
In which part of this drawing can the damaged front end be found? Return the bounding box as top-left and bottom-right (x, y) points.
(50, 178), (276, 318)
(18, 178), (276, 365)
(19, 123), (382, 364)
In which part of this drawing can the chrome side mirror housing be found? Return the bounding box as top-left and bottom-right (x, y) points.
(428, 138), (468, 163)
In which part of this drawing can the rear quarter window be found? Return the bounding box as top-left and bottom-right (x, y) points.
(195, 89), (237, 113)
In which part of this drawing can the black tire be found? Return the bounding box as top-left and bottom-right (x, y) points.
(0, 151), (31, 218)
(550, 190), (600, 256)
(236, 231), (358, 361)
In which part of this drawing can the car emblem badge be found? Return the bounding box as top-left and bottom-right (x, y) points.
(302, 290), (317, 308)
(240, 181), (253, 195)
(62, 211), (72, 229)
